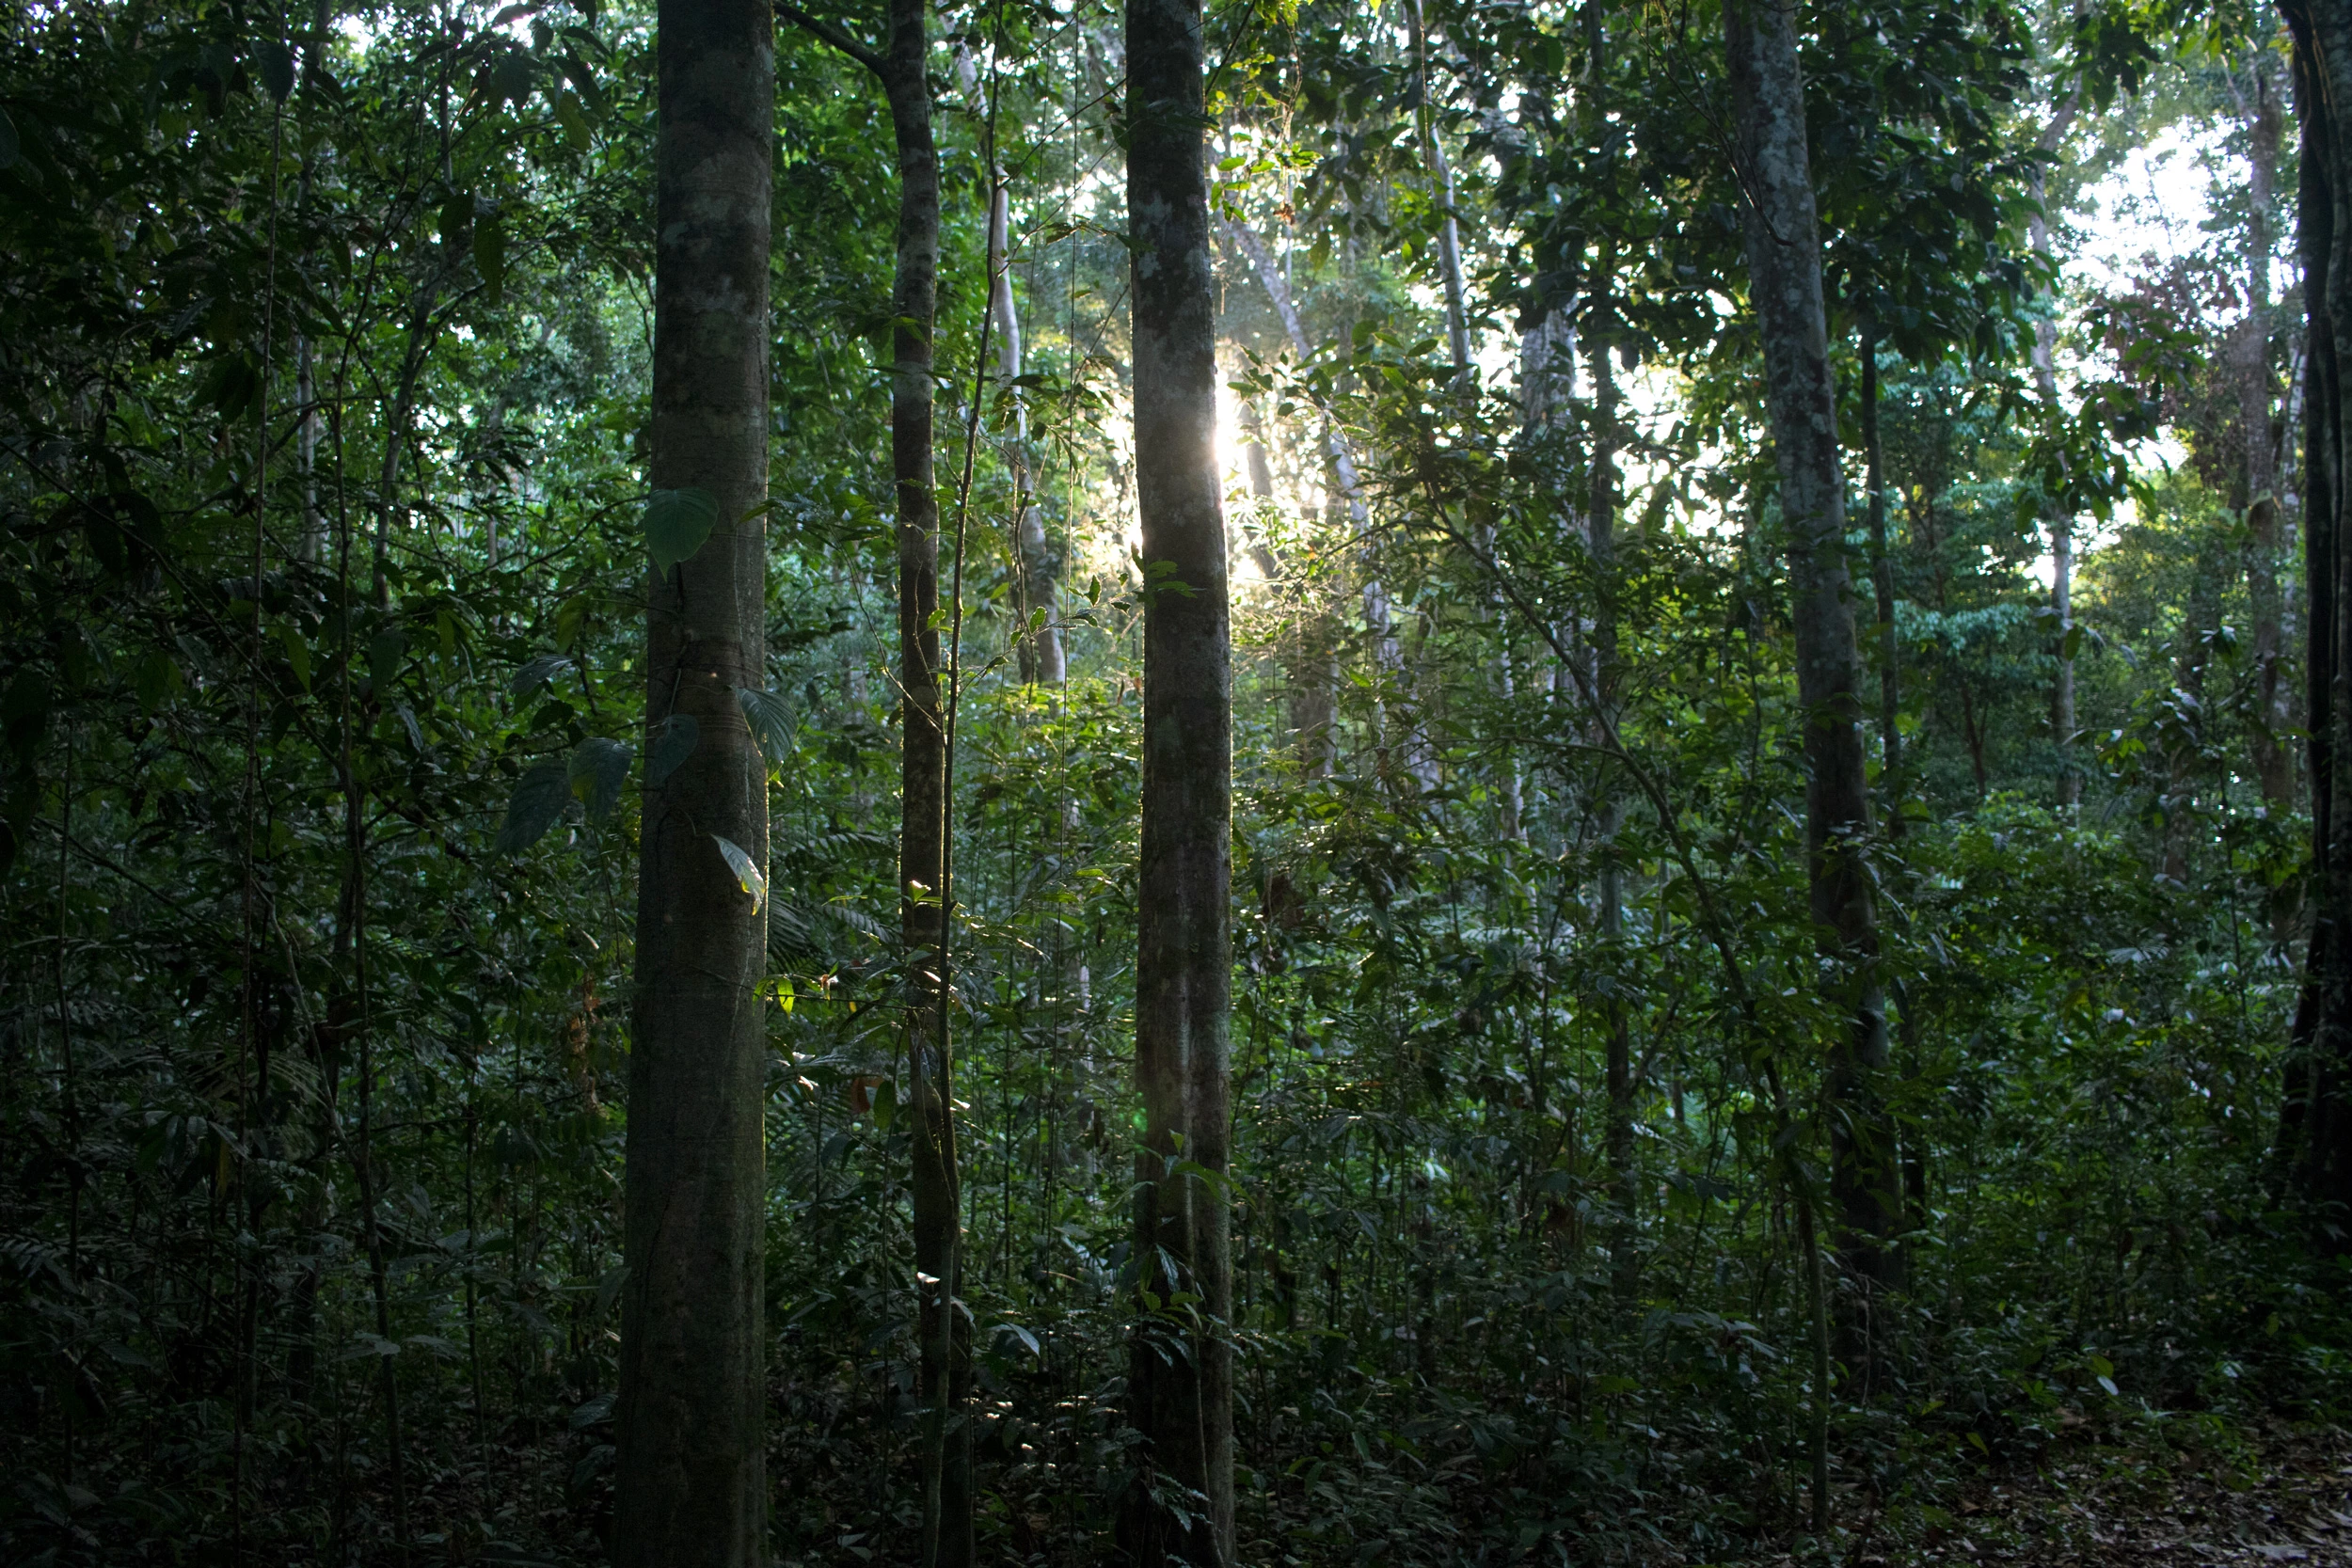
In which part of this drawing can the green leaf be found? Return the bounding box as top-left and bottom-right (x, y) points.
(644, 488), (719, 573)
(712, 834), (766, 910)
(871, 1077), (897, 1132)
(736, 686), (793, 764)
(644, 713), (698, 787)
(553, 89), (590, 151)
(568, 737), (631, 822)
(0, 108), (18, 170)
(438, 193), (473, 247)
(472, 214), (507, 305)
(511, 653), (574, 697)
(258, 40), (295, 103)
(493, 756), (571, 853)
(368, 628), (406, 691)
(273, 622), (312, 690)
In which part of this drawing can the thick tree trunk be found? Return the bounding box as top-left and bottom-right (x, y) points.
(1724, 0), (1902, 1362)
(2243, 56), (2293, 809)
(2280, 1), (2352, 1233)
(612, 0), (773, 1556)
(1124, 0), (1234, 1553)
(1589, 303), (1635, 1296)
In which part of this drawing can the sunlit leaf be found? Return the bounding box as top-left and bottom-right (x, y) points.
(712, 833), (765, 910)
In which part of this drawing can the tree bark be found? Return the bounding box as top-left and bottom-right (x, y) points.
(1860, 322), (1903, 832)
(2028, 100), (2081, 805)
(2280, 1), (2352, 1235)
(612, 0), (772, 1555)
(1124, 0), (1234, 1553)
(2242, 55), (2293, 809)
(992, 176), (1066, 686)
(1724, 0), (1902, 1362)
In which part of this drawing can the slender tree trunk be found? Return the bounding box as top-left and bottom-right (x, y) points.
(1589, 292), (1635, 1298)
(1409, 0), (1470, 379)
(1124, 0), (1234, 1552)
(612, 0), (772, 1556)
(878, 5), (968, 1556)
(1239, 404), (1336, 774)
(1725, 0), (1902, 1372)
(2243, 56), (2293, 808)
(2281, 0), (2352, 1230)
(1221, 217), (1433, 790)
(2029, 100), (2081, 804)
(992, 176), (1066, 686)
(1861, 322), (1903, 832)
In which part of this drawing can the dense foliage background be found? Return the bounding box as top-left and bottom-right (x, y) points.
(1, 0), (2342, 1562)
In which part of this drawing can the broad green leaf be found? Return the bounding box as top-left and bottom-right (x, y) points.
(712, 834), (766, 910)
(493, 756), (570, 853)
(644, 713), (697, 787)
(568, 737), (631, 822)
(472, 214), (506, 305)
(554, 89), (589, 151)
(512, 653), (574, 697)
(437, 193), (473, 246)
(272, 622), (311, 690)
(644, 488), (719, 572)
(368, 628), (406, 691)
(258, 40), (294, 103)
(736, 685), (793, 764)
(0, 108), (17, 169)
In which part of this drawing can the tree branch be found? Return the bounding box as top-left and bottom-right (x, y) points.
(777, 3), (882, 76)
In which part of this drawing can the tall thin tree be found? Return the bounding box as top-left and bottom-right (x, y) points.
(776, 3), (970, 1551)
(1124, 0), (1234, 1552)
(1724, 0), (1903, 1364)
(612, 0), (773, 1555)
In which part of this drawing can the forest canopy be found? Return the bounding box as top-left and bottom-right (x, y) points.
(4, 0), (2351, 1563)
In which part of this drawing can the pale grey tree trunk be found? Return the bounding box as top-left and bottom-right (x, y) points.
(1124, 0), (1234, 1553)
(613, 0), (773, 1556)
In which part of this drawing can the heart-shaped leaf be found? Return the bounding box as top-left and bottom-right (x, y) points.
(568, 737), (631, 822)
(644, 488), (718, 573)
(493, 756), (571, 853)
(644, 713), (698, 788)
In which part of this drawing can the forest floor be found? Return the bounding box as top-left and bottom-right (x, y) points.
(1829, 1420), (2352, 1566)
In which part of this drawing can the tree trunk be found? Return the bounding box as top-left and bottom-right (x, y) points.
(1221, 217), (1434, 790)
(2243, 55), (2293, 809)
(612, 0), (772, 1558)
(1589, 283), (1635, 1298)
(992, 176), (1066, 686)
(1409, 0), (1470, 380)
(1124, 0), (1234, 1553)
(2280, 1), (2352, 1233)
(2028, 100), (2080, 805)
(1724, 0), (1902, 1367)
(1860, 322), (1903, 832)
